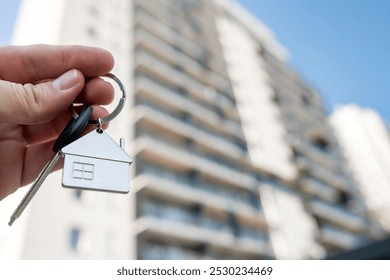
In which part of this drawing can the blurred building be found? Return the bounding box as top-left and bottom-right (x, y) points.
(330, 104), (390, 233)
(0, 0), (382, 260)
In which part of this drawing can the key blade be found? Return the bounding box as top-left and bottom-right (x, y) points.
(8, 151), (62, 226)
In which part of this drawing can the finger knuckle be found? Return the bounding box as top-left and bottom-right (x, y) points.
(19, 83), (50, 123)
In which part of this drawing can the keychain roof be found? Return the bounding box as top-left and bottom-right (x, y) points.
(61, 130), (132, 163)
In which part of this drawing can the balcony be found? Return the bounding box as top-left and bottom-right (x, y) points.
(134, 77), (245, 140)
(286, 134), (340, 172)
(281, 101), (325, 129)
(320, 224), (368, 251)
(133, 216), (271, 258)
(134, 0), (222, 56)
(141, 242), (203, 259)
(135, 49), (232, 105)
(300, 177), (339, 202)
(308, 199), (369, 233)
(133, 104), (248, 164)
(266, 65), (326, 114)
(133, 6), (227, 78)
(278, 105), (333, 142)
(134, 29), (230, 91)
(134, 9), (198, 57)
(296, 156), (354, 193)
(135, 51), (199, 91)
(280, 115), (308, 136)
(133, 136), (257, 191)
(133, 173), (267, 227)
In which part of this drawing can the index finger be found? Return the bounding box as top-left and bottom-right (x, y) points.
(0, 44), (114, 83)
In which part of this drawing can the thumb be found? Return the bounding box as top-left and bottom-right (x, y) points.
(0, 69), (85, 124)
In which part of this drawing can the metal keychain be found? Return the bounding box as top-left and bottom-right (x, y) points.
(72, 73), (127, 125)
(8, 73), (131, 226)
(61, 123), (132, 193)
(64, 73), (132, 192)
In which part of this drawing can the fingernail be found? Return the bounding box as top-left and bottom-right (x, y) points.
(52, 69), (79, 91)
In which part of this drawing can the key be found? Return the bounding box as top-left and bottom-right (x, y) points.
(8, 152), (62, 226)
(8, 107), (93, 226)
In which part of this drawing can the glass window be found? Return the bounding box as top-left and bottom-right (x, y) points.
(69, 228), (81, 251)
(74, 190), (83, 200)
(311, 136), (330, 151)
(301, 95), (311, 106)
(87, 26), (98, 37)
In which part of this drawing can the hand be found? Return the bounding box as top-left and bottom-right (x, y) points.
(0, 44), (115, 200)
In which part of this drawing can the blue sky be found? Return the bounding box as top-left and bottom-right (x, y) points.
(0, 0), (19, 46)
(238, 0), (390, 122)
(1, 0), (389, 121)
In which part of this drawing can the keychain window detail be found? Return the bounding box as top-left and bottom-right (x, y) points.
(72, 162), (95, 181)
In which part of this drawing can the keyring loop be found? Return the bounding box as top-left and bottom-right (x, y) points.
(96, 117), (103, 134)
(72, 73), (126, 125)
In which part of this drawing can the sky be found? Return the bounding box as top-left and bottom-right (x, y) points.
(1, 0), (389, 121)
(237, 0), (390, 122)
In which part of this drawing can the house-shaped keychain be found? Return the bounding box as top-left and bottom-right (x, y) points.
(61, 130), (133, 193)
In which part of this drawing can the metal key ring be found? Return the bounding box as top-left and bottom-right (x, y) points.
(72, 73), (126, 125)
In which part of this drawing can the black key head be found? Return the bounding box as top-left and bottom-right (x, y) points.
(52, 106), (93, 153)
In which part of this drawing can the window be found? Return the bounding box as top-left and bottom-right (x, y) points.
(189, 18), (201, 34)
(248, 194), (261, 209)
(313, 216), (323, 228)
(74, 190), (83, 200)
(187, 169), (198, 181)
(198, 48), (209, 68)
(272, 92), (281, 104)
(227, 212), (240, 237)
(180, 112), (191, 123)
(176, 86), (188, 96)
(87, 26), (98, 37)
(301, 95), (311, 106)
(338, 191), (351, 206)
(257, 45), (266, 57)
(69, 228), (81, 251)
(311, 136), (330, 151)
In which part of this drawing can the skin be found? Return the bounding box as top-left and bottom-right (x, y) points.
(0, 44), (115, 200)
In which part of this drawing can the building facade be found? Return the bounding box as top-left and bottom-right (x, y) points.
(330, 104), (390, 233)
(0, 0), (382, 260)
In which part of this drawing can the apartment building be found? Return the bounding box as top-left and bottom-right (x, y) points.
(330, 104), (390, 233)
(0, 0), (381, 260)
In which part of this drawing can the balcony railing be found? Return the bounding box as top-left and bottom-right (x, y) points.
(296, 156), (354, 193)
(309, 199), (369, 233)
(135, 28), (230, 92)
(134, 6), (227, 78)
(134, 77), (245, 140)
(133, 104), (248, 164)
(320, 224), (368, 251)
(134, 0), (222, 56)
(266, 64), (325, 113)
(133, 172), (266, 225)
(286, 134), (340, 171)
(134, 135), (257, 190)
(141, 242), (202, 260)
(300, 177), (339, 202)
(134, 216), (271, 258)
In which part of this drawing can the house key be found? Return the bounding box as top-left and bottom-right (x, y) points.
(8, 106), (93, 226)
